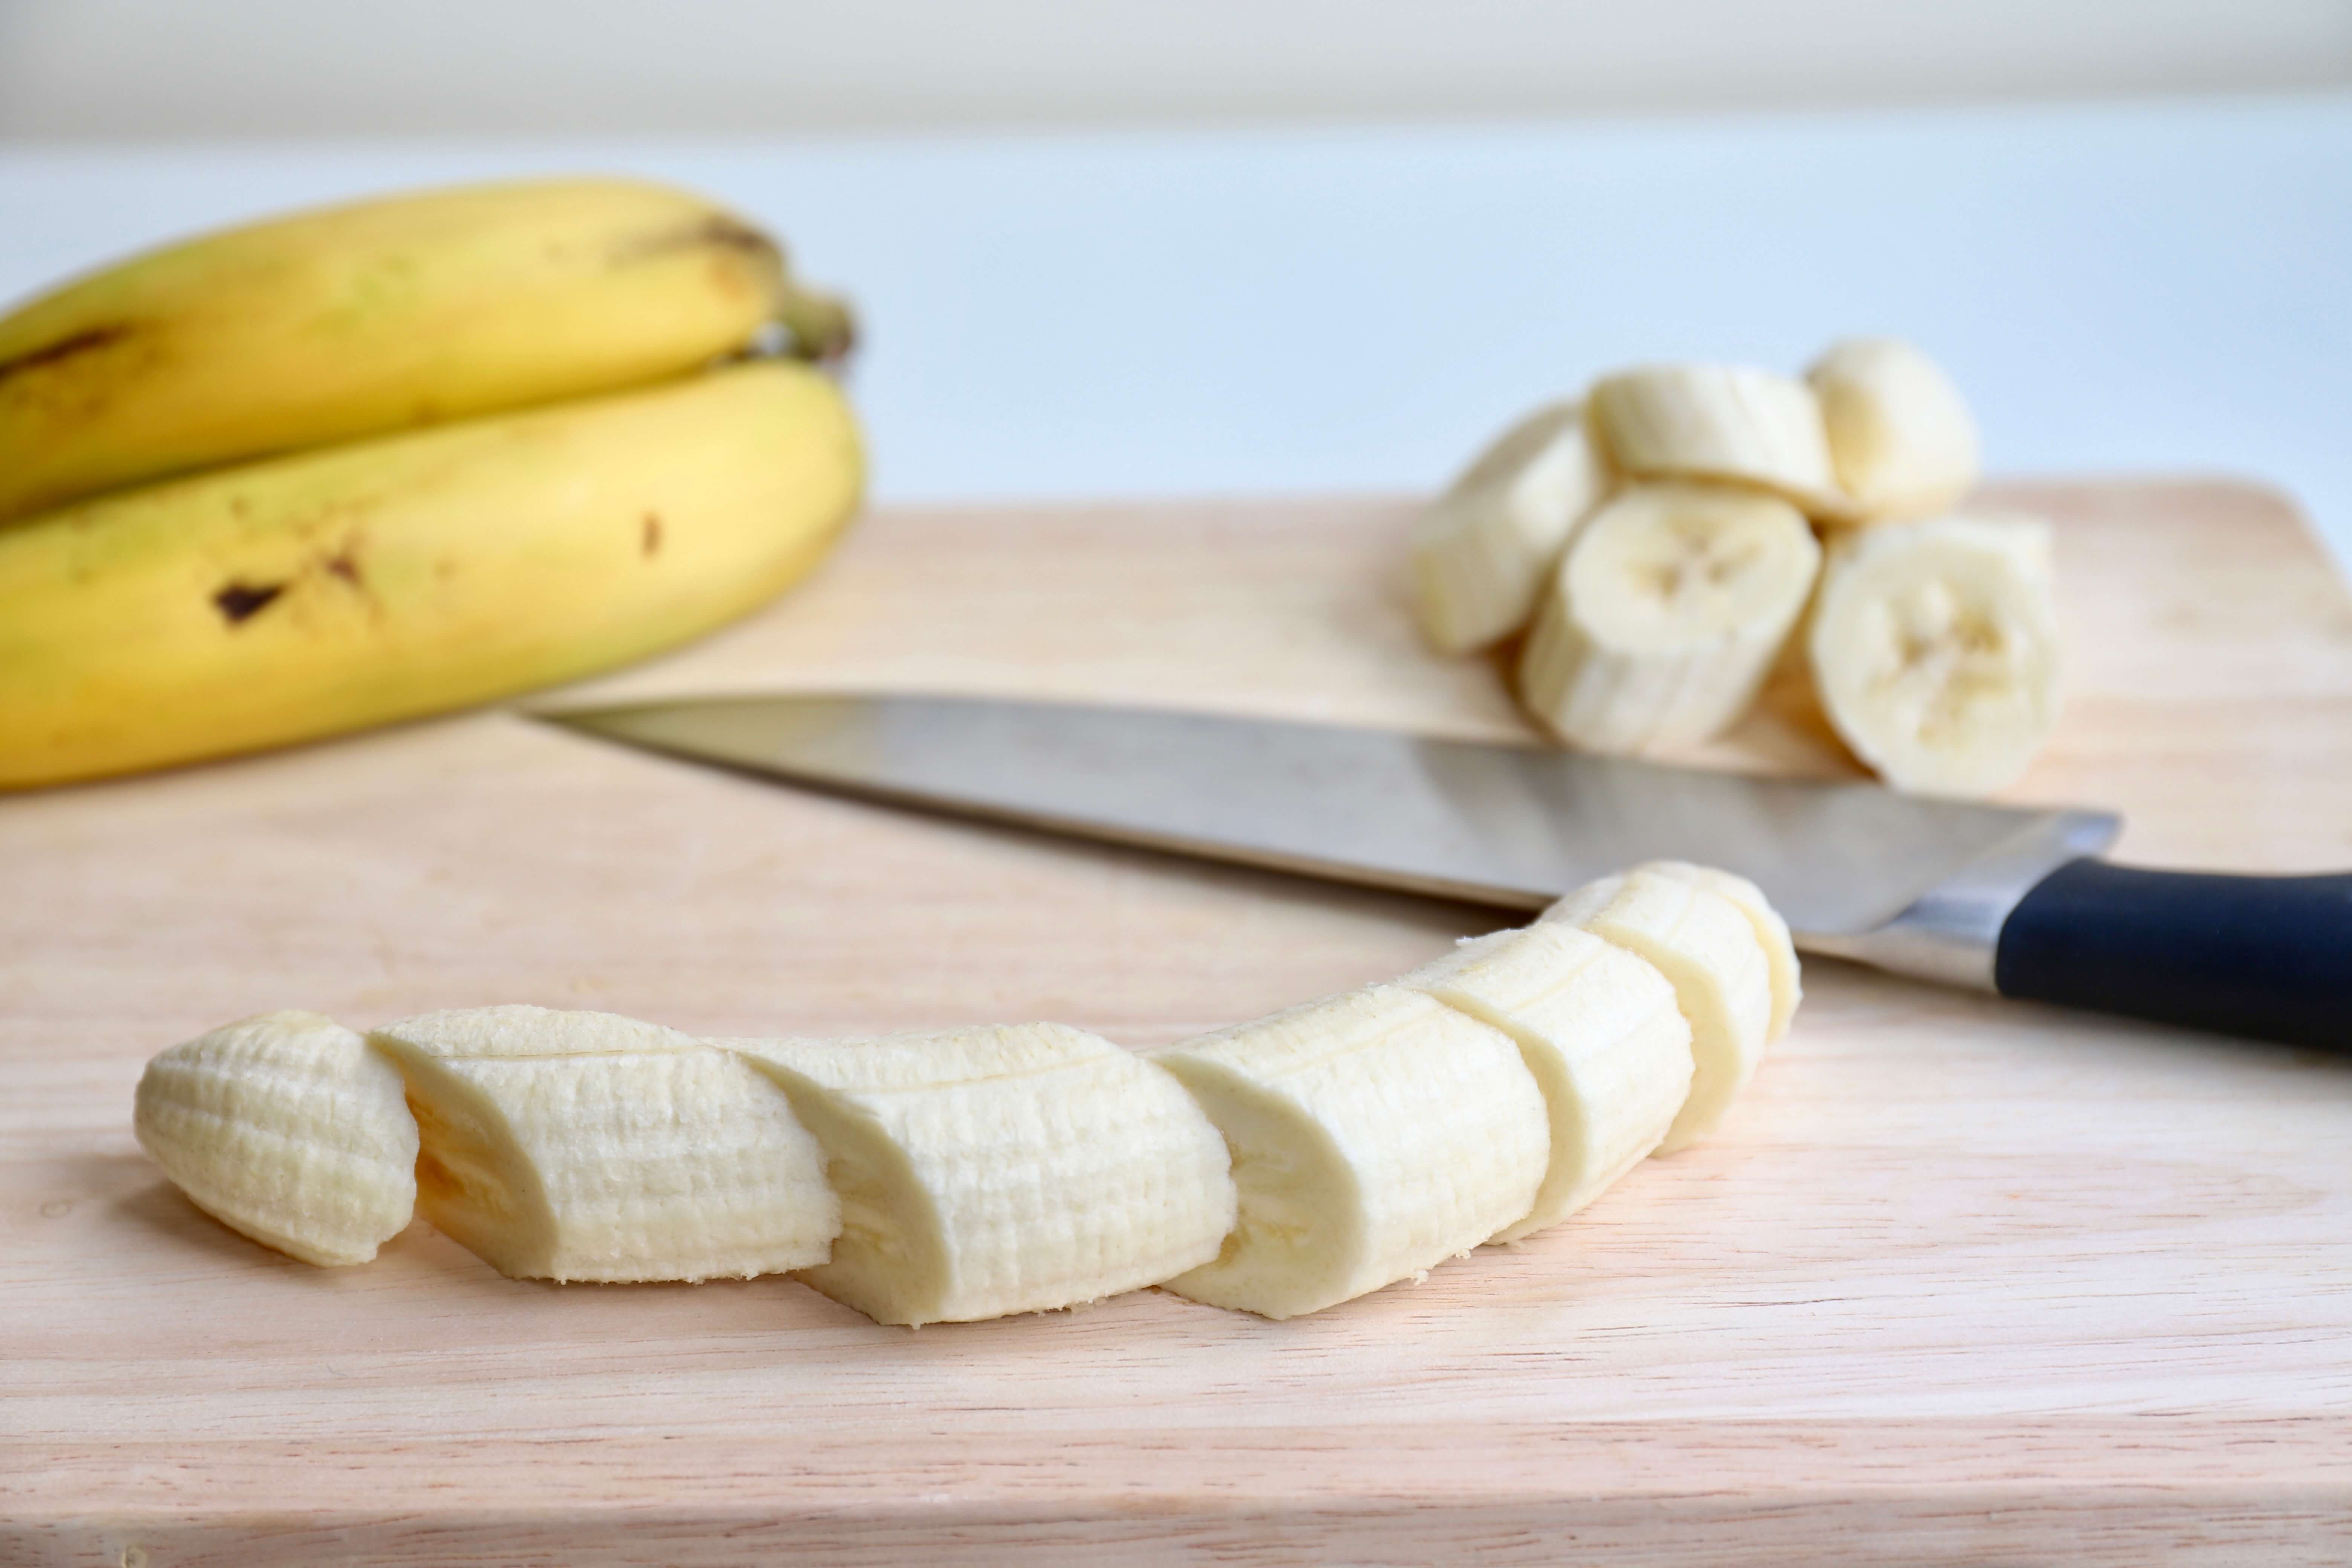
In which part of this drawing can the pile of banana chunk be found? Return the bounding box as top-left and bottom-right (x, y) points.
(1413, 340), (2060, 797)
(135, 862), (1795, 1326)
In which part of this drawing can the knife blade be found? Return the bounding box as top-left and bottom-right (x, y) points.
(537, 693), (2350, 1049)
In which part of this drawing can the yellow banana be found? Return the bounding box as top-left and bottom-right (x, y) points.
(0, 359), (861, 789)
(0, 177), (851, 522)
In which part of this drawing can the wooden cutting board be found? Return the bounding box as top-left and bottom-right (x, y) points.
(5, 478), (2350, 1566)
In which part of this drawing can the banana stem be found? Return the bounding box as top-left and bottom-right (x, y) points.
(773, 279), (857, 364)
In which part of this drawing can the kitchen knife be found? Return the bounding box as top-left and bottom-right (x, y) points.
(538, 694), (2350, 1049)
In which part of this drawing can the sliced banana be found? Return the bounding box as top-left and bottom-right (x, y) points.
(1517, 482), (1822, 753)
(1145, 985), (1548, 1320)
(1637, 861), (1801, 1043)
(729, 1023), (1235, 1327)
(1399, 924), (1693, 1240)
(1806, 338), (1980, 521)
(1807, 513), (2060, 798)
(1411, 400), (1613, 655)
(133, 1010), (418, 1266)
(1541, 868), (1773, 1153)
(368, 1004), (838, 1283)
(1587, 363), (1851, 516)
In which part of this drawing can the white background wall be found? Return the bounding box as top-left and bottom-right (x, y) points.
(3, 0), (2350, 137)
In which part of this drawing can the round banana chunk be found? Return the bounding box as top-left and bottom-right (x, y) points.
(1410, 400), (1613, 655)
(1806, 338), (1981, 522)
(1400, 924), (1693, 1241)
(1636, 861), (1802, 1043)
(1587, 363), (1849, 515)
(1807, 513), (2060, 798)
(133, 1010), (418, 1267)
(369, 1005), (839, 1284)
(730, 1023), (1236, 1327)
(1541, 868), (1774, 1153)
(1517, 482), (1822, 754)
(1146, 985), (1549, 1320)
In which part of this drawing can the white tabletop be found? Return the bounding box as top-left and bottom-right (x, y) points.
(4, 95), (2348, 569)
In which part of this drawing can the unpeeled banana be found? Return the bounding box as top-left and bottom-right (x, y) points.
(0, 359), (861, 789)
(132, 862), (1797, 1321)
(1423, 337), (2061, 798)
(0, 176), (849, 523)
(0, 178), (865, 791)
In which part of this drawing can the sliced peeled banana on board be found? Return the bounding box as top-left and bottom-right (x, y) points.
(1410, 400), (1613, 655)
(1517, 482), (1821, 753)
(1415, 336), (2060, 799)
(369, 1005), (839, 1283)
(731, 1023), (1235, 1326)
(1807, 513), (2061, 798)
(131, 864), (1797, 1324)
(133, 1010), (418, 1267)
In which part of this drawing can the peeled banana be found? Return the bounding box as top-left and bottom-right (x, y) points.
(0, 176), (850, 523)
(133, 1011), (418, 1267)
(732, 1024), (1236, 1327)
(1399, 923), (1693, 1239)
(1541, 867), (1775, 1153)
(1410, 401), (1612, 655)
(1516, 482), (1822, 753)
(1587, 363), (1852, 519)
(1806, 513), (2061, 797)
(0, 359), (862, 789)
(1145, 986), (1550, 1320)
(1807, 338), (1980, 521)
(128, 861), (1798, 1323)
(368, 1006), (839, 1283)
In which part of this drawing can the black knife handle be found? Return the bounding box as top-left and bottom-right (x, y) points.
(1993, 859), (2352, 1049)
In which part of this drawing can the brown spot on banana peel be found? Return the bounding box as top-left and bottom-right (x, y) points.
(212, 581), (286, 625)
(640, 513), (662, 557)
(0, 322), (138, 387)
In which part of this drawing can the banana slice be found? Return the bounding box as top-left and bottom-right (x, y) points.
(369, 1005), (838, 1283)
(1400, 924), (1692, 1240)
(1411, 401), (1613, 655)
(730, 1023), (1235, 1327)
(1145, 985), (1548, 1320)
(1541, 868), (1773, 1153)
(132, 1010), (418, 1266)
(1587, 363), (1850, 516)
(1517, 482), (1821, 753)
(1806, 338), (1980, 521)
(1636, 861), (1802, 1043)
(1806, 513), (2060, 798)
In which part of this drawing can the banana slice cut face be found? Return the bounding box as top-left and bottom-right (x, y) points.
(1542, 869), (1773, 1154)
(369, 1005), (838, 1283)
(1806, 338), (1980, 521)
(1410, 400), (1612, 655)
(1807, 513), (2060, 798)
(1400, 925), (1693, 1240)
(133, 1010), (419, 1266)
(1518, 482), (1822, 753)
(1146, 985), (1548, 1320)
(731, 1023), (1236, 1327)
(1588, 363), (1850, 516)
(1637, 861), (1802, 1044)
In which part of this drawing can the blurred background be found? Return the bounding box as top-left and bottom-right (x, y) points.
(3, 0), (2350, 560)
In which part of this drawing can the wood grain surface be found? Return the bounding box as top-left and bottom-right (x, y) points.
(4, 478), (2350, 1566)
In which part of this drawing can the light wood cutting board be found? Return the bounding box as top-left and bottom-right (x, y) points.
(5, 478), (2350, 1566)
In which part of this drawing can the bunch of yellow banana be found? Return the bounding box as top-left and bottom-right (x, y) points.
(133, 859), (1799, 1325)
(1415, 340), (2062, 798)
(0, 178), (864, 789)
